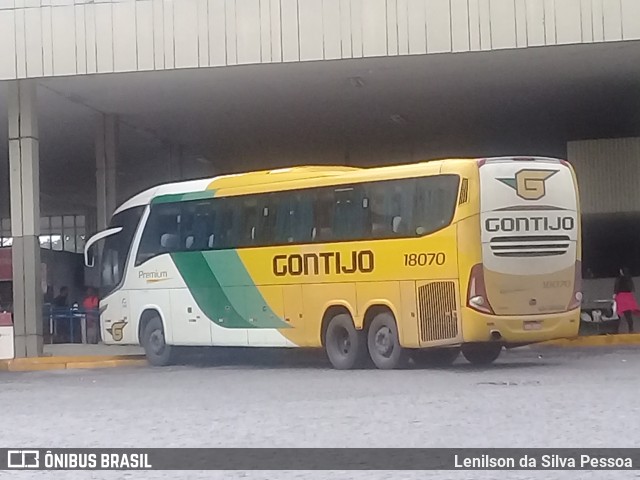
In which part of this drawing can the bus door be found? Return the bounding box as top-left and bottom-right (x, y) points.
(84, 206), (145, 344)
(85, 226), (132, 344)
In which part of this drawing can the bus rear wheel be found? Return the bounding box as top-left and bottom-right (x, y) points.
(324, 313), (369, 370)
(142, 316), (175, 367)
(412, 347), (460, 367)
(461, 343), (502, 365)
(367, 312), (408, 370)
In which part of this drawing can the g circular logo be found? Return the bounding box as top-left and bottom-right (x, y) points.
(499, 169), (558, 201)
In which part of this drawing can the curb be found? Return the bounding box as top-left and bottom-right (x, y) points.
(538, 333), (640, 348)
(0, 355), (147, 372)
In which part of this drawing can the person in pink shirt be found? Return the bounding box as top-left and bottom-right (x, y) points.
(614, 267), (638, 333)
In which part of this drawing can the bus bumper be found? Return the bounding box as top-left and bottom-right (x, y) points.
(460, 307), (580, 345)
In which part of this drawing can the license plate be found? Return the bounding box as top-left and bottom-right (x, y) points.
(523, 320), (542, 331)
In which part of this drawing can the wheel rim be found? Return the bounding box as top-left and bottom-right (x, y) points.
(334, 327), (351, 356)
(149, 328), (165, 355)
(373, 326), (394, 358)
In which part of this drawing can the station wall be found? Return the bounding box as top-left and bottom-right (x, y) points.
(1, 0), (639, 81)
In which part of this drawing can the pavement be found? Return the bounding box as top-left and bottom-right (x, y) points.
(2, 346), (640, 480)
(1, 334), (640, 372)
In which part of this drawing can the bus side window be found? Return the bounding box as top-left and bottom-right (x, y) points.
(366, 181), (409, 238)
(413, 176), (459, 236)
(179, 200), (214, 251)
(293, 195), (314, 243)
(274, 193), (293, 243)
(180, 204), (195, 250)
(398, 182), (415, 235)
(333, 186), (369, 240)
(367, 183), (390, 237)
(193, 209), (215, 250)
(256, 196), (276, 245)
(272, 192), (314, 244)
(136, 203), (180, 265)
(210, 199), (232, 249)
(202, 200), (219, 250)
(312, 189), (334, 241)
(226, 197), (244, 247)
(193, 207), (215, 251)
(239, 198), (258, 246)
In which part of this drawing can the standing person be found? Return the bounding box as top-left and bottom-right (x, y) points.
(53, 286), (69, 307)
(53, 286), (70, 342)
(614, 267), (638, 333)
(82, 287), (100, 344)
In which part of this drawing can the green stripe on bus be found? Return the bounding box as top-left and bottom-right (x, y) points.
(152, 190), (216, 204)
(171, 251), (250, 328)
(203, 250), (290, 329)
(171, 251), (289, 329)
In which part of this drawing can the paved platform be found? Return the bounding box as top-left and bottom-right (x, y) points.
(1, 334), (639, 373)
(538, 333), (640, 347)
(0, 343), (146, 372)
(43, 343), (144, 357)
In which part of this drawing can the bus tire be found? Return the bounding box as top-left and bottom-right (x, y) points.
(324, 313), (369, 370)
(412, 347), (460, 367)
(142, 316), (175, 367)
(461, 343), (502, 365)
(367, 312), (408, 370)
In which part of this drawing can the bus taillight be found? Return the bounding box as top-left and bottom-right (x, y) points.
(467, 263), (494, 314)
(568, 260), (583, 310)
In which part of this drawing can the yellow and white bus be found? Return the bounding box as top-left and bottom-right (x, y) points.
(85, 156), (581, 369)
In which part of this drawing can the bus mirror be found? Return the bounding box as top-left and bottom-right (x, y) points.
(85, 245), (96, 268)
(84, 226), (123, 268)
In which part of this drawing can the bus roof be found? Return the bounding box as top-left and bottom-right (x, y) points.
(113, 157), (566, 216)
(113, 165), (361, 215)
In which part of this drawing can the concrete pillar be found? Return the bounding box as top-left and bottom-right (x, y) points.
(96, 114), (118, 230)
(8, 80), (43, 358)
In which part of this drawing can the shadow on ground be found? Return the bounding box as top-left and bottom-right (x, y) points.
(165, 346), (555, 372)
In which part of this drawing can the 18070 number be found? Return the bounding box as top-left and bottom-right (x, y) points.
(403, 253), (446, 266)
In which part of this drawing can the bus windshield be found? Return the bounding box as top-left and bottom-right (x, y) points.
(101, 206), (144, 297)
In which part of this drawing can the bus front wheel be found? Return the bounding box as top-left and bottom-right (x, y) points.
(324, 313), (369, 370)
(367, 312), (408, 370)
(461, 343), (502, 365)
(142, 316), (175, 367)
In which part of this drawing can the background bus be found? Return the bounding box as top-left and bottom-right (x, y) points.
(85, 157), (581, 369)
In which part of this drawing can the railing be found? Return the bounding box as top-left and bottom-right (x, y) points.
(42, 305), (100, 344)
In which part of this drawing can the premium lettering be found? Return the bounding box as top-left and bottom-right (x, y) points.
(138, 270), (168, 280)
(273, 251), (375, 276)
(485, 216), (574, 233)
